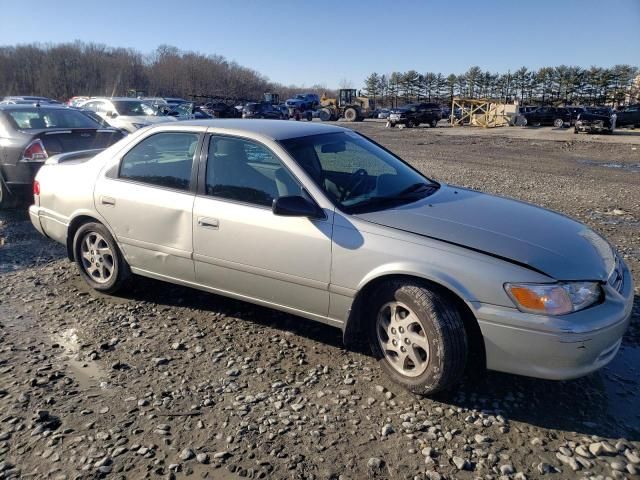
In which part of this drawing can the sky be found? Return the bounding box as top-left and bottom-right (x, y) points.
(1, 0), (639, 88)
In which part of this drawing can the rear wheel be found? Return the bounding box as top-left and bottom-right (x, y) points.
(344, 108), (358, 122)
(73, 222), (130, 294)
(430, 118), (438, 128)
(553, 118), (564, 128)
(368, 280), (468, 395)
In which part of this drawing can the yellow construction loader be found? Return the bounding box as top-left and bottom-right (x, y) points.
(318, 89), (375, 122)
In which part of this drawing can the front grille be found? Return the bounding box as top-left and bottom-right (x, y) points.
(608, 254), (624, 293)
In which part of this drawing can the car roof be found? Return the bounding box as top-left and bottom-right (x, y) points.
(89, 97), (147, 102)
(161, 119), (348, 140)
(0, 103), (72, 111)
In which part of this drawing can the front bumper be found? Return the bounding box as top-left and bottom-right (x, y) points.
(474, 262), (634, 380)
(575, 122), (611, 133)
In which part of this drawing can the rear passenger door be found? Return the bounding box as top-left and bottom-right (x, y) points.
(95, 130), (202, 282)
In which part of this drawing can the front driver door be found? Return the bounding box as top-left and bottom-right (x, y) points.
(192, 134), (332, 319)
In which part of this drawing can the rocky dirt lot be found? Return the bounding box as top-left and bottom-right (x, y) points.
(0, 124), (639, 480)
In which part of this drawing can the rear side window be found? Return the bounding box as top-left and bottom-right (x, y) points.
(119, 132), (199, 191)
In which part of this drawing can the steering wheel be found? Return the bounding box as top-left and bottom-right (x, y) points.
(341, 168), (368, 201)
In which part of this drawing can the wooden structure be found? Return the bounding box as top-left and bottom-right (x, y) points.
(450, 98), (517, 128)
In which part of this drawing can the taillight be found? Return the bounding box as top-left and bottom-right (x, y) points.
(21, 139), (48, 162)
(33, 180), (40, 196)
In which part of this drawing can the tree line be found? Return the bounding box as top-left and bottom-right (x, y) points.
(0, 41), (332, 103)
(363, 65), (639, 108)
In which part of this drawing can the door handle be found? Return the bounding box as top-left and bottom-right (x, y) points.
(198, 217), (219, 229)
(101, 196), (116, 206)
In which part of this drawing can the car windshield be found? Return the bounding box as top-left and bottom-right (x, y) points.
(6, 108), (101, 130)
(280, 131), (438, 214)
(112, 100), (156, 116)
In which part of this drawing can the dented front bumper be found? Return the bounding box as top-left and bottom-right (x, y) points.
(473, 263), (634, 380)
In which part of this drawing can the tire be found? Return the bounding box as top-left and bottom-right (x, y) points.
(0, 175), (15, 209)
(406, 119), (416, 128)
(553, 118), (564, 128)
(367, 280), (468, 395)
(430, 118), (438, 128)
(318, 109), (332, 121)
(574, 127), (579, 134)
(73, 222), (131, 294)
(344, 108), (358, 122)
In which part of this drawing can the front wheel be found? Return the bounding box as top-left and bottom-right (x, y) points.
(368, 281), (468, 395)
(430, 118), (438, 128)
(73, 222), (130, 294)
(344, 108), (358, 122)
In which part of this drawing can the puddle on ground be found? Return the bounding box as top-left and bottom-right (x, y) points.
(578, 160), (640, 172)
(601, 344), (640, 436)
(53, 328), (107, 389)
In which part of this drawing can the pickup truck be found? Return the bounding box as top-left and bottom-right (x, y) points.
(388, 103), (441, 128)
(615, 104), (640, 128)
(284, 93), (320, 111)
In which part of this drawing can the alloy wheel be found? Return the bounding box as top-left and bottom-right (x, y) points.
(79, 232), (114, 284)
(376, 301), (430, 377)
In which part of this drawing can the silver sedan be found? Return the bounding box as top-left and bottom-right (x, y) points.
(29, 120), (633, 394)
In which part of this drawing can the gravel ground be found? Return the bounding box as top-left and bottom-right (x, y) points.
(0, 123), (639, 480)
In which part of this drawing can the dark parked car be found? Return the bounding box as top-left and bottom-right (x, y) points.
(166, 102), (213, 120)
(242, 102), (282, 119)
(388, 102), (441, 128)
(201, 102), (238, 118)
(574, 111), (614, 134)
(615, 104), (640, 128)
(520, 106), (574, 127)
(0, 104), (124, 207)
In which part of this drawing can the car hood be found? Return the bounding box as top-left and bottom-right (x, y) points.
(355, 185), (615, 281)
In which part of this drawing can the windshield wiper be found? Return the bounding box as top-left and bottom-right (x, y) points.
(347, 183), (439, 213)
(396, 182), (439, 197)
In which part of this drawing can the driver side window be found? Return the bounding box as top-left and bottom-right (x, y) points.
(205, 136), (302, 207)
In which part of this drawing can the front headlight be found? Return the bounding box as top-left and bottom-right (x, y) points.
(504, 282), (601, 315)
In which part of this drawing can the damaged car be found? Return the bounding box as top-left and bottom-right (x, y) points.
(29, 120), (633, 395)
(574, 109), (615, 134)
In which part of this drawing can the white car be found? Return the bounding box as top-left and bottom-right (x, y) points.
(78, 97), (176, 133)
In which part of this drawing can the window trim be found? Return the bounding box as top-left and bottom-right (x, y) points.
(198, 133), (319, 213)
(113, 130), (204, 194)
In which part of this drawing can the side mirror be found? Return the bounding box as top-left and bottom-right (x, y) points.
(272, 195), (324, 219)
(108, 111), (118, 118)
